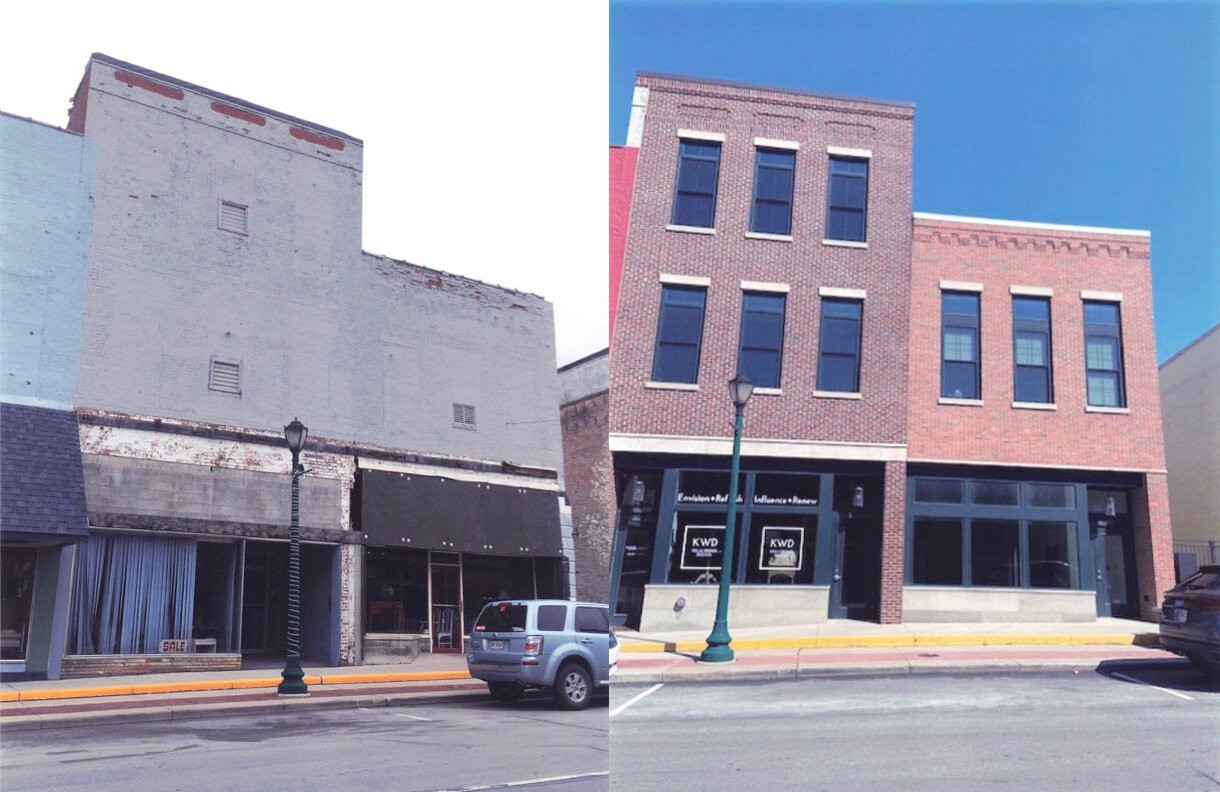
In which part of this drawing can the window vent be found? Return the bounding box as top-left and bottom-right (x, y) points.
(218, 200), (248, 235)
(452, 403), (476, 429)
(209, 358), (242, 395)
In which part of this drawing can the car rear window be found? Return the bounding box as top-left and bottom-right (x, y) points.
(1176, 570), (1220, 591)
(536, 605), (568, 631)
(475, 603), (527, 632)
(575, 606), (609, 634)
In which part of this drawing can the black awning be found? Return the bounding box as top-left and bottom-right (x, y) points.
(1, 403), (90, 541)
(359, 469), (562, 556)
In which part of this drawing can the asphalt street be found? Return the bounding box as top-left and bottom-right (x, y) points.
(0, 692), (609, 792)
(609, 659), (1220, 791)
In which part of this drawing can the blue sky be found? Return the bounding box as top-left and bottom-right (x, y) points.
(610, 1), (1220, 361)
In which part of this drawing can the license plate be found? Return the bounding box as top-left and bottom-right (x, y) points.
(1174, 608), (1188, 624)
(489, 640), (505, 650)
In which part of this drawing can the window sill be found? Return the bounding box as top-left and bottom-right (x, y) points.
(821, 238), (868, 249)
(1012, 401), (1056, 411)
(752, 387), (783, 396)
(814, 390), (862, 400)
(1085, 405), (1130, 414)
(666, 224), (716, 236)
(645, 381), (699, 391)
(744, 231), (794, 242)
(938, 397), (983, 407)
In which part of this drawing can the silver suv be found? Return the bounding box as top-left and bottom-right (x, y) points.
(467, 600), (615, 710)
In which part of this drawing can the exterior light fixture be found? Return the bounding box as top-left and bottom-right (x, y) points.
(278, 417), (309, 696)
(701, 374), (754, 663)
(1104, 496), (1116, 518)
(852, 485), (865, 509)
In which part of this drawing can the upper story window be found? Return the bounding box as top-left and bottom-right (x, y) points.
(1083, 301), (1126, 407)
(817, 298), (863, 393)
(941, 291), (981, 400)
(749, 149), (795, 236)
(671, 139), (721, 229)
(218, 200), (248, 235)
(737, 291), (786, 389)
(826, 157), (869, 242)
(652, 285), (707, 384)
(1013, 296), (1053, 404)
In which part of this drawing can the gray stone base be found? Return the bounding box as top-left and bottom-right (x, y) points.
(361, 633), (425, 665)
(902, 587), (1098, 622)
(60, 653), (242, 678)
(639, 584), (830, 633)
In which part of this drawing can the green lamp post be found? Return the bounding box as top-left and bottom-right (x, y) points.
(278, 418), (309, 696)
(701, 374), (754, 663)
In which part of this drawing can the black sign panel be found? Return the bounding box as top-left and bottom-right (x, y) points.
(679, 524), (725, 570)
(359, 469), (562, 556)
(758, 526), (804, 571)
(753, 474), (819, 507)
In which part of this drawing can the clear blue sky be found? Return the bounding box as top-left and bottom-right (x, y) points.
(610, 1), (1220, 361)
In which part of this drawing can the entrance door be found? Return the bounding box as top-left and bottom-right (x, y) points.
(241, 543), (286, 653)
(829, 478), (882, 621)
(429, 553), (463, 653)
(1088, 489), (1137, 619)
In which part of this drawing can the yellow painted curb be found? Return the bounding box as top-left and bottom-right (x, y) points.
(619, 633), (1149, 654)
(0, 691), (20, 702)
(18, 685), (134, 702)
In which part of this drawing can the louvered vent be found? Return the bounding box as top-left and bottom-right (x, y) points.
(218, 200), (248, 234)
(452, 403), (476, 429)
(209, 358), (242, 395)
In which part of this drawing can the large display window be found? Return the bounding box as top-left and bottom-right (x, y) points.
(744, 514), (816, 584)
(1, 546), (37, 660)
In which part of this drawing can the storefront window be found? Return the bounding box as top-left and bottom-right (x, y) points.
(970, 481), (1019, 506)
(752, 474), (819, 507)
(676, 470), (746, 506)
(365, 547), (428, 634)
(462, 554), (535, 628)
(971, 519), (1020, 587)
(745, 515), (816, 584)
(1028, 522), (1079, 589)
(1025, 482), (1075, 509)
(1, 546), (37, 660)
(912, 518), (962, 585)
(668, 512), (741, 584)
(914, 478), (963, 504)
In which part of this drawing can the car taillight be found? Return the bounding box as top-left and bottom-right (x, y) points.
(524, 635), (543, 656)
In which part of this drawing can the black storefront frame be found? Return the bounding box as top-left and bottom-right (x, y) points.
(904, 465), (1143, 615)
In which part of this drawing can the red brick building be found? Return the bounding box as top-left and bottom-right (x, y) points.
(609, 74), (1173, 630)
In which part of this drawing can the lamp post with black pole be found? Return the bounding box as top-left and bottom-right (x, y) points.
(278, 418), (309, 696)
(701, 375), (754, 663)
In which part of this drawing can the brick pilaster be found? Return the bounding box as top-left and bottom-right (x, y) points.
(879, 459), (907, 624)
(1133, 471), (1175, 621)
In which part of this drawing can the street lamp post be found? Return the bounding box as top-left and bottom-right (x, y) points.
(701, 375), (754, 663)
(278, 418), (309, 696)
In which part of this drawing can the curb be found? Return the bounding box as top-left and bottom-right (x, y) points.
(1, 686), (488, 732)
(0, 670), (472, 703)
(618, 633), (1160, 654)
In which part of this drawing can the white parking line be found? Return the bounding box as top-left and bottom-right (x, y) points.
(358, 707), (433, 721)
(610, 683), (664, 718)
(1111, 671), (1195, 701)
(438, 771), (610, 790)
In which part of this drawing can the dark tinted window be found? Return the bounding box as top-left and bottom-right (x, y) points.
(738, 292), (786, 388)
(913, 478), (963, 504)
(652, 285), (707, 383)
(575, 606), (609, 634)
(1083, 301), (1125, 407)
(912, 518), (962, 585)
(474, 603), (527, 632)
(970, 480), (1019, 506)
(971, 520), (1020, 587)
(1013, 296), (1053, 404)
(750, 149), (795, 235)
(817, 298), (863, 393)
(1028, 522), (1078, 589)
(941, 291), (980, 399)
(826, 157), (868, 242)
(1025, 483), (1075, 509)
(536, 605), (568, 632)
(672, 140), (721, 228)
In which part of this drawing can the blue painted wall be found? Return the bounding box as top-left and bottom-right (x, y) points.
(0, 112), (95, 409)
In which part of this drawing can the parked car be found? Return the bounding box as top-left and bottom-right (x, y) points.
(1158, 565), (1220, 679)
(467, 600), (615, 710)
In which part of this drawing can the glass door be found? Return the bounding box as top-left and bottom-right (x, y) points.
(429, 552), (463, 653)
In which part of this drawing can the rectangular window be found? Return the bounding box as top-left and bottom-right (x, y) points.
(1028, 522), (1079, 589)
(651, 285), (707, 384)
(1013, 296), (1053, 403)
(817, 298), (863, 393)
(745, 515), (817, 585)
(941, 291), (981, 399)
(1, 546), (37, 660)
(971, 519), (1020, 587)
(671, 140), (721, 228)
(1024, 482), (1075, 509)
(452, 403), (476, 429)
(914, 478), (964, 504)
(1083, 301), (1126, 407)
(749, 149), (795, 235)
(737, 291), (786, 388)
(826, 157), (869, 242)
(912, 518), (963, 585)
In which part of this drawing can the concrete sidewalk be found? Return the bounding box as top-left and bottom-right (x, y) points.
(613, 617), (1172, 684)
(0, 653), (484, 732)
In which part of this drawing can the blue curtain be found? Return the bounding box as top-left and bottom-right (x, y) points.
(69, 533), (197, 655)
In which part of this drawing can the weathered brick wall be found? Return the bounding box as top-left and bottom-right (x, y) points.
(909, 215), (1166, 472)
(0, 113), (95, 410)
(610, 75), (914, 447)
(560, 390), (612, 602)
